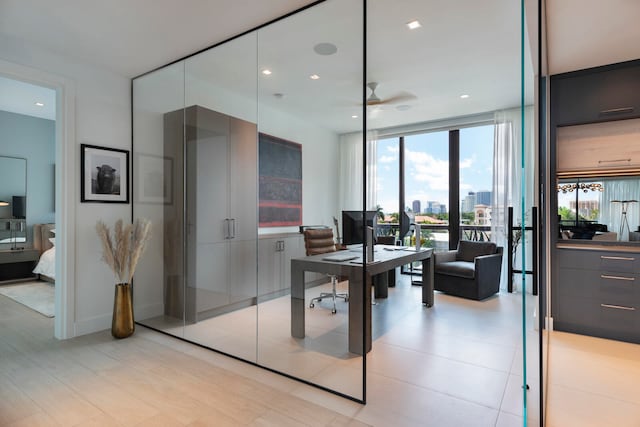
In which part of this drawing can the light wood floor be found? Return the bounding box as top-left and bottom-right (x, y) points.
(0, 293), (369, 426)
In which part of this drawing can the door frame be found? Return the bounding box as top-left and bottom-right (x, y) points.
(0, 59), (77, 339)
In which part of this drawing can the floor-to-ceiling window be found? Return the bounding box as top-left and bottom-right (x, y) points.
(460, 124), (495, 241)
(375, 124), (497, 252)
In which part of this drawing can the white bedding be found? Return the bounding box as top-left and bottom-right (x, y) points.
(33, 246), (56, 280)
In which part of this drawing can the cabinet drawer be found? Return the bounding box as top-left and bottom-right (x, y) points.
(558, 297), (639, 340)
(599, 254), (637, 273)
(598, 273), (639, 301)
(557, 248), (640, 272)
(596, 301), (639, 338)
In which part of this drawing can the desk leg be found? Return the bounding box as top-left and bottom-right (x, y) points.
(348, 271), (371, 355)
(373, 271), (389, 299)
(422, 255), (434, 307)
(291, 263), (306, 339)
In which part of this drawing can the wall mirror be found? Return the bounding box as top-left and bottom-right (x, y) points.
(0, 156), (27, 246)
(557, 175), (640, 241)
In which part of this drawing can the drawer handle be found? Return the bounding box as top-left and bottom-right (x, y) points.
(601, 303), (635, 311)
(601, 274), (635, 281)
(598, 158), (631, 165)
(601, 256), (635, 261)
(600, 107), (634, 115)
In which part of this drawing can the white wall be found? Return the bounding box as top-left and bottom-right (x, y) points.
(0, 34), (132, 336)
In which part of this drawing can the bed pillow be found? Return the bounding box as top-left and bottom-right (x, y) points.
(49, 237), (55, 246)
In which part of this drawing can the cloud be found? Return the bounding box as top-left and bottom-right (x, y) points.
(460, 155), (475, 169)
(379, 155), (397, 164)
(460, 183), (472, 191)
(405, 149), (449, 191)
(387, 145), (399, 153)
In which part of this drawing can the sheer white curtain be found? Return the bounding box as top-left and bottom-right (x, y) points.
(599, 179), (640, 241)
(492, 106), (535, 290)
(338, 131), (378, 211)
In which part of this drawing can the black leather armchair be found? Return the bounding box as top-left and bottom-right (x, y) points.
(434, 240), (503, 300)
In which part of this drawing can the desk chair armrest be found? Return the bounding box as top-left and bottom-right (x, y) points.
(434, 250), (457, 265)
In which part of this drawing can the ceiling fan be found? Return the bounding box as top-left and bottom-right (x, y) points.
(364, 82), (416, 106)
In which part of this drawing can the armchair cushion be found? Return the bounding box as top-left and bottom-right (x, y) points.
(456, 240), (497, 262)
(435, 260), (475, 279)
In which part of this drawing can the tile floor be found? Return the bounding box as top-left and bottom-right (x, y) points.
(62, 274), (544, 425)
(545, 330), (640, 427)
(7, 274), (639, 426)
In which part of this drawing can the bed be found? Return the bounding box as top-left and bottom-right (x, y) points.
(33, 223), (56, 282)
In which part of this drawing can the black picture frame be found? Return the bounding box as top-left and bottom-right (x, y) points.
(81, 144), (129, 203)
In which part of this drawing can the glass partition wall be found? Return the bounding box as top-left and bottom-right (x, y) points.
(133, 0), (541, 417)
(133, 0), (365, 401)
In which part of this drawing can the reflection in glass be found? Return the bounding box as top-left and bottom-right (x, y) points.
(256, 0), (364, 401)
(133, 61), (186, 337)
(0, 156), (27, 245)
(558, 176), (640, 241)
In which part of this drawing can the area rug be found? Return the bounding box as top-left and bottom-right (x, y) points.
(0, 281), (54, 317)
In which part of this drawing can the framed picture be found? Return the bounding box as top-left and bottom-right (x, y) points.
(258, 133), (302, 227)
(135, 153), (173, 204)
(81, 144), (129, 203)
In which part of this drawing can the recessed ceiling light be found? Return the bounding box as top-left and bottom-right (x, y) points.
(310, 74), (320, 80)
(35, 102), (44, 107)
(460, 94), (470, 99)
(352, 115), (358, 119)
(261, 69), (272, 76)
(406, 20), (421, 30)
(396, 105), (411, 111)
(313, 42), (338, 56)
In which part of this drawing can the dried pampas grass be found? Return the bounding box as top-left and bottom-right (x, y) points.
(96, 218), (152, 284)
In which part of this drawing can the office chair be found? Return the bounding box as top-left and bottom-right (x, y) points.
(303, 228), (348, 314)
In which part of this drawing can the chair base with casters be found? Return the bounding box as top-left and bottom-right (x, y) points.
(303, 228), (349, 314)
(309, 275), (348, 314)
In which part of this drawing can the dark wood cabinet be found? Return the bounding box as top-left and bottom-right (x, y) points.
(554, 246), (640, 343)
(551, 59), (640, 127)
(0, 249), (39, 283)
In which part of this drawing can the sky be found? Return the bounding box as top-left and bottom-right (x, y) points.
(376, 124), (494, 215)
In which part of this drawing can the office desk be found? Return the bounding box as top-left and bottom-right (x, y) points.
(290, 247), (434, 355)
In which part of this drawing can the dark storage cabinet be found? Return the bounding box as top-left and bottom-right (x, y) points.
(551, 60), (640, 126)
(0, 249), (39, 283)
(554, 246), (640, 343)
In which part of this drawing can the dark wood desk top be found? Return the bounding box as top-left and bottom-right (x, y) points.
(291, 246), (432, 276)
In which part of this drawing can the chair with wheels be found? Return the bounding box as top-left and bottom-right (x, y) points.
(304, 228), (348, 314)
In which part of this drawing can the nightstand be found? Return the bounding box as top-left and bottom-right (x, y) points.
(0, 249), (40, 283)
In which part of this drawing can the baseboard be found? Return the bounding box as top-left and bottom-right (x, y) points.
(74, 314), (111, 337)
(73, 302), (164, 337)
(546, 316), (554, 331)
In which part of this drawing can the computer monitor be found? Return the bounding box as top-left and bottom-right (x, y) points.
(342, 210), (377, 245)
(400, 211), (415, 239)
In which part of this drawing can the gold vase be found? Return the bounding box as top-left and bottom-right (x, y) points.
(112, 282), (135, 338)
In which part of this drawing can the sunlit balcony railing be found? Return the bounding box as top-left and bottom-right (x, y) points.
(377, 222), (492, 253)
